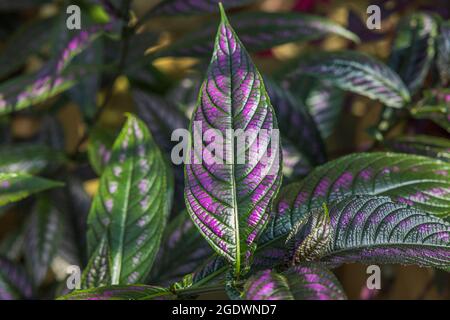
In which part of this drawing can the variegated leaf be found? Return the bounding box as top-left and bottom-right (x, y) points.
(59, 285), (173, 300)
(0, 144), (65, 174)
(285, 51), (411, 108)
(389, 13), (438, 94)
(159, 12), (359, 58)
(286, 206), (332, 264)
(0, 173), (63, 207)
(145, 0), (254, 17)
(384, 135), (450, 162)
(82, 235), (110, 289)
(261, 152), (450, 247)
(87, 126), (116, 175)
(320, 196), (450, 271)
(244, 265), (346, 300)
(0, 256), (33, 300)
(87, 114), (174, 285)
(24, 197), (62, 286)
(184, 5), (282, 276)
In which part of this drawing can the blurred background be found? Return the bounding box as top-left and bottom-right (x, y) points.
(0, 0), (449, 299)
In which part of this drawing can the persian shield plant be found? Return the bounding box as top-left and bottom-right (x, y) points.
(0, 0), (449, 301)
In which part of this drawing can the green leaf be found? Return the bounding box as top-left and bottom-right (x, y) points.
(0, 144), (65, 174)
(159, 12), (359, 58)
(148, 212), (212, 286)
(384, 135), (450, 162)
(87, 114), (174, 285)
(285, 51), (411, 108)
(244, 264), (346, 300)
(82, 234), (110, 289)
(0, 173), (63, 207)
(320, 196), (450, 271)
(58, 285), (173, 300)
(87, 126), (116, 175)
(24, 197), (62, 286)
(261, 152), (450, 248)
(0, 256), (34, 300)
(388, 13), (438, 94)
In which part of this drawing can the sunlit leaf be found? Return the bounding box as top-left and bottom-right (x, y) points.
(261, 152), (450, 247)
(184, 5), (282, 276)
(320, 196), (450, 271)
(87, 114), (174, 285)
(285, 51), (410, 108)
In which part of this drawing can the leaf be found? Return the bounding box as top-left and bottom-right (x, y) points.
(0, 0), (50, 11)
(410, 88), (450, 133)
(0, 173), (63, 207)
(82, 234), (110, 289)
(87, 114), (174, 285)
(87, 126), (116, 175)
(159, 12), (359, 58)
(184, 5), (282, 276)
(265, 77), (327, 167)
(133, 89), (188, 155)
(24, 197), (62, 286)
(191, 256), (227, 286)
(244, 264), (346, 300)
(59, 285), (173, 300)
(286, 205), (333, 264)
(285, 51), (411, 108)
(0, 24), (109, 116)
(320, 195), (450, 271)
(388, 13), (438, 94)
(0, 256), (33, 300)
(0, 226), (25, 260)
(0, 17), (55, 78)
(0, 144), (65, 174)
(145, 0), (254, 17)
(437, 21), (450, 86)
(260, 152), (450, 247)
(148, 212), (212, 286)
(384, 135), (450, 162)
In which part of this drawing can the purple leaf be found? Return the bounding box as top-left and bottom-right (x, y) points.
(145, 0), (254, 17)
(0, 256), (33, 300)
(184, 5), (282, 276)
(320, 196), (450, 270)
(244, 264), (346, 300)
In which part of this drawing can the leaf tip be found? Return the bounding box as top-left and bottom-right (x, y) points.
(218, 2), (228, 24)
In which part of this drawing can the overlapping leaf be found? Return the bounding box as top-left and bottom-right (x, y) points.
(159, 12), (359, 58)
(87, 115), (174, 285)
(184, 6), (282, 276)
(0, 256), (33, 300)
(244, 265), (346, 300)
(82, 235), (110, 289)
(265, 77), (326, 167)
(320, 196), (450, 271)
(145, 0), (254, 17)
(87, 127), (116, 175)
(410, 88), (450, 133)
(285, 51), (410, 108)
(0, 24), (110, 116)
(148, 212), (212, 286)
(261, 152), (450, 247)
(0, 144), (65, 174)
(59, 285), (173, 300)
(384, 135), (450, 162)
(388, 13), (438, 94)
(24, 197), (62, 286)
(0, 173), (63, 206)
